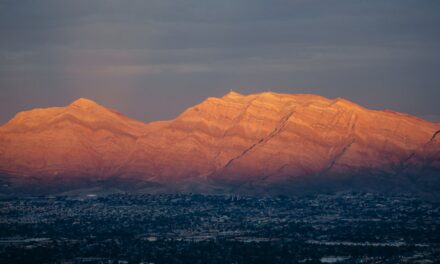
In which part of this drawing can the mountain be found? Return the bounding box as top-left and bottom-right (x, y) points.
(0, 92), (439, 196)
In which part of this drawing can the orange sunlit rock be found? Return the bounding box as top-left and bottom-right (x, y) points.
(0, 92), (438, 190)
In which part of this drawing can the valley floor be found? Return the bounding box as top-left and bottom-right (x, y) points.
(0, 192), (439, 263)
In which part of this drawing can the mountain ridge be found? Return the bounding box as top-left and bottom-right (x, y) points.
(0, 91), (438, 196)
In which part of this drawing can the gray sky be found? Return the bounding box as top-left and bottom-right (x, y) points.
(1, 0), (439, 124)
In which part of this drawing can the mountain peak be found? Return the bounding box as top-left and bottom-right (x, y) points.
(223, 90), (243, 99)
(69, 98), (100, 108)
(256, 91), (280, 99)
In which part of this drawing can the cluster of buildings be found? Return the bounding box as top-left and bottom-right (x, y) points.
(0, 192), (439, 263)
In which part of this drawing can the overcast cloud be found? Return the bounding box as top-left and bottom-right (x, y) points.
(1, 0), (439, 123)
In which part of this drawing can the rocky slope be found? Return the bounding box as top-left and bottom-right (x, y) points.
(0, 92), (438, 195)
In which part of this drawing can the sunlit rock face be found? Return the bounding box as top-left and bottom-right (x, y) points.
(0, 92), (438, 194)
(0, 98), (148, 179)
